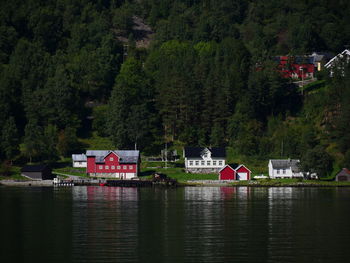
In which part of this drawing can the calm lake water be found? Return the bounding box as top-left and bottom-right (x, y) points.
(1, 186), (350, 263)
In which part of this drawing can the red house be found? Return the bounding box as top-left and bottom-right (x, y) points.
(86, 150), (140, 179)
(276, 56), (315, 79)
(219, 164), (251, 181)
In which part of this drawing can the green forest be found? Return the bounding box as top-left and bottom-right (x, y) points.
(1, 0), (350, 177)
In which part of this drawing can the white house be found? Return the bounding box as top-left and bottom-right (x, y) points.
(268, 159), (303, 179)
(184, 147), (226, 173)
(324, 49), (350, 76)
(72, 154), (87, 168)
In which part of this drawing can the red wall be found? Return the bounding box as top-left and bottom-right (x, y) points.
(86, 152), (137, 174)
(87, 156), (96, 173)
(219, 166), (236, 180)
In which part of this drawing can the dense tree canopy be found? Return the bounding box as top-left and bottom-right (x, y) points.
(1, 0), (350, 177)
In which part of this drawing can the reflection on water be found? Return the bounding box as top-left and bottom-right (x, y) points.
(1, 186), (350, 263)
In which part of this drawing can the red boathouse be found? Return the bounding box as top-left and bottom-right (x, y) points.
(219, 164), (251, 181)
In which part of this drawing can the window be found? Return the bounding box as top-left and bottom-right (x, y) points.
(203, 153), (208, 158)
(123, 166), (127, 169)
(129, 166), (133, 170)
(277, 170), (280, 174)
(99, 165), (103, 170)
(219, 161), (223, 166)
(106, 165), (109, 170)
(207, 161), (211, 166)
(195, 161), (199, 166)
(189, 161), (193, 166)
(111, 166), (115, 169)
(110, 157), (114, 161)
(213, 161), (217, 166)
(201, 161), (205, 166)
(117, 166), (121, 169)
(283, 169), (286, 174)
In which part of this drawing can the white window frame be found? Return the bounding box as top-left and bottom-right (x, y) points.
(201, 161), (205, 166)
(189, 161), (193, 166)
(129, 165), (133, 170)
(106, 165), (109, 170)
(219, 161), (223, 166)
(117, 166), (121, 169)
(99, 165), (103, 170)
(213, 161), (217, 166)
(195, 161), (199, 166)
(110, 157), (114, 161)
(123, 165), (127, 169)
(111, 165), (115, 169)
(207, 161), (211, 166)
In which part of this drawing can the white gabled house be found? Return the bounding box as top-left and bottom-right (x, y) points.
(72, 154), (87, 168)
(324, 49), (350, 76)
(268, 159), (303, 179)
(184, 147), (226, 173)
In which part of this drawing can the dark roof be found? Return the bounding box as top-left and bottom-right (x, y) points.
(228, 163), (239, 169)
(184, 147), (226, 158)
(21, 165), (49, 172)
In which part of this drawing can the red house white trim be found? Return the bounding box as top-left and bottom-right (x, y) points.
(86, 150), (140, 179)
(219, 164), (251, 180)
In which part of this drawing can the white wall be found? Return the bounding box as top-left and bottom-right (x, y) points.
(185, 157), (225, 169)
(73, 161), (87, 168)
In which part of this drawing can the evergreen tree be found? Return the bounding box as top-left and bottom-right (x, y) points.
(23, 119), (43, 163)
(1, 117), (19, 161)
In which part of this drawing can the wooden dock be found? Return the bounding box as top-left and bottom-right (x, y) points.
(52, 178), (177, 187)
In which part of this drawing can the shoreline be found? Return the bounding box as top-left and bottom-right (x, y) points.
(2, 179), (350, 188)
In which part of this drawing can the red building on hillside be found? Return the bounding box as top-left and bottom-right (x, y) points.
(86, 150), (140, 179)
(275, 56), (315, 79)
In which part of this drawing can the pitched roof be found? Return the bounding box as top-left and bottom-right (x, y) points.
(86, 150), (140, 164)
(72, 154), (87, 162)
(21, 165), (49, 172)
(336, 168), (350, 177)
(184, 147), (226, 158)
(235, 164), (252, 173)
(270, 159), (300, 172)
(325, 49), (350, 68)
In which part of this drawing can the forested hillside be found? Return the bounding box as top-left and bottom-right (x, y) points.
(1, 0), (350, 176)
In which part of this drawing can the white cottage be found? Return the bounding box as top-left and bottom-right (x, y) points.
(72, 154), (87, 168)
(324, 49), (350, 76)
(268, 159), (303, 179)
(184, 147), (226, 173)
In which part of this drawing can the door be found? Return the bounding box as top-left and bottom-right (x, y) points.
(237, 172), (248, 180)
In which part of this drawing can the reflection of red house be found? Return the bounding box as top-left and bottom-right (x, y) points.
(219, 164), (251, 180)
(276, 56), (315, 79)
(86, 150), (140, 179)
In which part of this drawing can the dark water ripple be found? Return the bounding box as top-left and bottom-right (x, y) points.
(1, 186), (350, 263)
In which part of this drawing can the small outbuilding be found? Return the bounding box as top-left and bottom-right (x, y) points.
(235, 165), (251, 180)
(335, 168), (350, 181)
(72, 153), (87, 168)
(21, 165), (54, 180)
(219, 164), (251, 181)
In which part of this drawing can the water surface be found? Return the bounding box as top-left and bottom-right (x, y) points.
(1, 186), (350, 262)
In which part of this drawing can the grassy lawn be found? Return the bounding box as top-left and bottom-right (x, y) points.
(0, 166), (29, 181)
(53, 167), (89, 178)
(140, 167), (218, 181)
